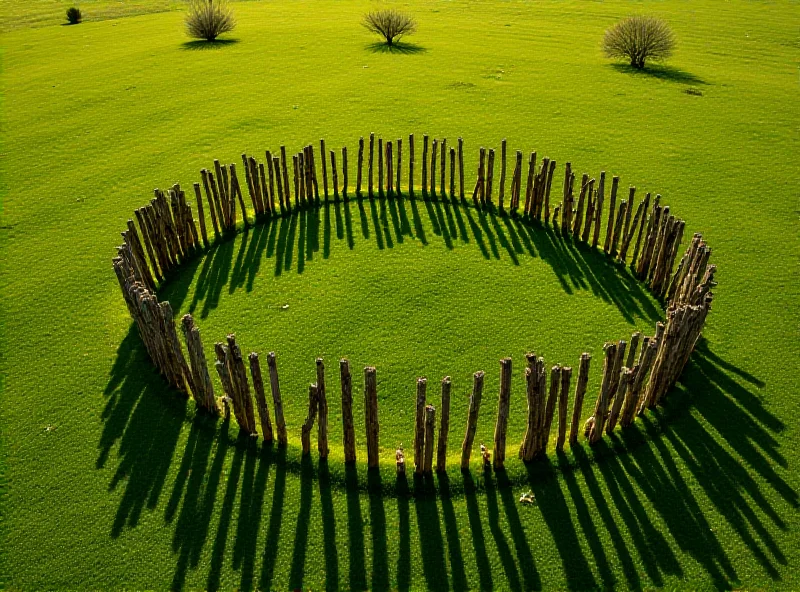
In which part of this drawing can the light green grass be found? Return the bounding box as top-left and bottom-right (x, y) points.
(1, 0), (798, 590)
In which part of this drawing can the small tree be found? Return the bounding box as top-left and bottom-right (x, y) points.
(603, 16), (675, 69)
(66, 7), (82, 25)
(185, 0), (236, 41)
(363, 9), (417, 46)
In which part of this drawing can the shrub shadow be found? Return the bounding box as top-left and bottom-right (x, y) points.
(365, 41), (427, 54)
(609, 62), (708, 85)
(181, 38), (240, 51)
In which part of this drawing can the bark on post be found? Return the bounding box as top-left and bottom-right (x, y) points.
(627, 332), (642, 369)
(396, 138), (402, 196)
(267, 352), (287, 445)
(414, 377), (427, 474)
(340, 359), (356, 463)
(492, 357), (512, 470)
(280, 146), (291, 209)
(524, 152), (536, 215)
(301, 383), (318, 455)
(460, 370), (485, 470)
(386, 141), (393, 196)
(430, 138), (437, 196)
(249, 352), (273, 442)
(498, 138), (507, 208)
(378, 137), (384, 198)
(436, 376), (452, 473)
(422, 134), (429, 197)
(604, 175), (619, 254)
(193, 183), (209, 247)
(409, 133), (415, 196)
(342, 147), (348, 200)
(544, 160), (556, 221)
(486, 149), (495, 205)
(180, 314), (217, 413)
(541, 365), (561, 454)
(423, 405), (436, 475)
(458, 137), (465, 200)
(368, 133), (375, 198)
(588, 343), (617, 444)
(592, 172), (605, 248)
(606, 367), (633, 434)
(320, 139), (329, 200)
(364, 366), (380, 468)
(226, 334), (257, 435)
(316, 358), (329, 459)
(440, 138), (447, 196)
(569, 353), (591, 445)
(330, 150), (339, 199)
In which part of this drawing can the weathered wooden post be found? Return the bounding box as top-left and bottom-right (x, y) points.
(449, 148), (456, 199)
(493, 357), (512, 470)
(569, 353), (591, 445)
(357, 137), (364, 197)
(249, 352), (273, 442)
(280, 146), (291, 209)
(604, 175), (619, 254)
(422, 134), (429, 197)
(606, 367), (633, 434)
(330, 151), (339, 199)
(316, 358), (329, 458)
(409, 133), (415, 196)
(414, 377), (427, 474)
(378, 137), (384, 197)
(180, 314), (217, 413)
(588, 343), (617, 443)
(436, 376), (452, 473)
(430, 138), (437, 196)
(486, 149), (495, 205)
(524, 152), (536, 215)
(192, 183), (209, 247)
(556, 366), (572, 452)
(301, 383), (318, 455)
(591, 172), (605, 248)
(340, 359), (356, 462)
(458, 137), (465, 199)
(267, 352), (288, 445)
(423, 405), (436, 474)
(396, 138), (402, 195)
(460, 370), (485, 470)
(386, 141), (393, 196)
(342, 147), (348, 200)
(541, 365), (561, 453)
(498, 138), (507, 208)
(368, 133), (375, 198)
(440, 138), (447, 195)
(320, 139), (329, 200)
(364, 366), (379, 468)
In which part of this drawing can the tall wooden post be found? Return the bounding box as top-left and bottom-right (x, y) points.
(316, 358), (329, 458)
(460, 370), (485, 470)
(493, 358), (512, 470)
(436, 376), (452, 473)
(556, 366), (572, 452)
(414, 377), (427, 474)
(301, 383), (318, 455)
(498, 139), (507, 208)
(396, 138), (402, 195)
(368, 133), (375, 198)
(249, 352), (273, 442)
(357, 137), (364, 197)
(320, 139), (329, 200)
(458, 137), (465, 200)
(409, 133), (415, 196)
(423, 405), (436, 474)
(422, 134), (429, 197)
(364, 366), (379, 468)
(569, 353), (591, 445)
(340, 359), (356, 462)
(267, 352), (287, 445)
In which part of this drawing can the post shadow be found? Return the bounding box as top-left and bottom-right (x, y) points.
(368, 469), (390, 591)
(288, 454), (314, 590)
(483, 467), (523, 592)
(396, 473), (412, 591)
(463, 471), (494, 590)
(437, 472), (468, 590)
(258, 445), (287, 591)
(412, 473), (448, 591)
(319, 460), (340, 590)
(495, 469), (541, 590)
(345, 463), (367, 591)
(235, 442), (271, 592)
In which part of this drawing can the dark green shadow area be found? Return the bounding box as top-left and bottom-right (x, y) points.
(609, 62), (709, 85)
(180, 38), (240, 51)
(366, 41), (427, 54)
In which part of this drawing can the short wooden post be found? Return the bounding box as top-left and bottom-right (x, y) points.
(409, 133), (415, 196)
(357, 137), (364, 197)
(440, 138), (447, 195)
(449, 148), (456, 198)
(604, 175), (619, 254)
(265, 154), (276, 213)
(342, 147), (348, 200)
(458, 137), (465, 199)
(524, 152), (536, 215)
(316, 358), (329, 458)
(330, 150), (339, 199)
(430, 138), (437, 196)
(460, 370), (485, 470)
(556, 366), (572, 452)
(193, 183), (209, 247)
(364, 366), (379, 468)
(368, 133), (375, 198)
(542, 365), (561, 453)
(569, 353), (591, 445)
(544, 159), (556, 221)
(423, 405), (436, 474)
(436, 376), (451, 473)
(386, 141), (393, 196)
(498, 138), (507, 208)
(378, 137), (384, 197)
(267, 352), (287, 445)
(280, 146), (291, 209)
(249, 352), (273, 442)
(493, 357), (512, 470)
(272, 156), (285, 212)
(396, 446), (406, 474)
(592, 172), (605, 248)
(486, 149), (495, 205)
(422, 134), (429, 197)
(320, 139), (329, 199)
(301, 383), (318, 455)
(396, 138), (402, 195)
(414, 377), (427, 474)
(340, 359), (356, 462)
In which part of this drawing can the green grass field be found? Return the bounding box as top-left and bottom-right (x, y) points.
(1, 0), (798, 589)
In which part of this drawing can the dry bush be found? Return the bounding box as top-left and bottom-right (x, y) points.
(66, 7), (82, 25)
(363, 9), (417, 46)
(185, 0), (236, 41)
(603, 16), (675, 69)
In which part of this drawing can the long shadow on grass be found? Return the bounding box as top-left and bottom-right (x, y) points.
(161, 194), (662, 325)
(609, 63), (708, 85)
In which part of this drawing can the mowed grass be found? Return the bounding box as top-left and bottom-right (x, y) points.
(1, 0), (798, 590)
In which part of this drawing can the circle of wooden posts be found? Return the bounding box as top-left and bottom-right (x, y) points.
(112, 133), (717, 475)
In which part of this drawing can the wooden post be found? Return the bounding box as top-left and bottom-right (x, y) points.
(267, 352), (287, 445)
(200, 170), (221, 237)
(396, 138), (402, 196)
(524, 152), (536, 215)
(192, 183), (209, 247)
(386, 141), (393, 196)
(436, 376), (451, 473)
(301, 383), (318, 455)
(357, 137), (364, 197)
(592, 172), (605, 248)
(610, 200), (627, 257)
(572, 173), (589, 239)
(493, 357), (512, 470)
(368, 133), (375, 198)
(440, 138), (447, 196)
(430, 138), (438, 196)
(606, 367), (633, 434)
(541, 365), (561, 454)
(226, 335), (257, 435)
(409, 133), (415, 196)
(588, 343), (617, 443)
(266, 153), (277, 213)
(414, 377), (427, 474)
(423, 405), (436, 474)
(458, 137), (465, 200)
(477, 147), (487, 205)
(498, 138), (507, 208)
(280, 146), (291, 209)
(316, 358), (329, 458)
(422, 134), (429, 197)
(396, 446), (406, 474)
(604, 176), (619, 254)
(544, 159), (556, 221)
(554, 365), (573, 452)
(580, 178), (596, 242)
(309, 144), (320, 200)
(330, 151), (339, 198)
(512, 151), (523, 210)
(486, 149), (495, 205)
(630, 192), (651, 267)
(249, 352), (273, 442)
(320, 139), (329, 200)
(627, 332), (642, 369)
(569, 353), (591, 445)
(378, 137), (384, 197)
(180, 314), (217, 413)
(460, 370), (485, 470)
(364, 366), (379, 468)
(340, 359), (356, 462)
(623, 339), (657, 425)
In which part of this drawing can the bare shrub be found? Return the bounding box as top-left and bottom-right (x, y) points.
(185, 0), (236, 41)
(603, 16), (675, 69)
(363, 9), (417, 46)
(66, 7), (82, 25)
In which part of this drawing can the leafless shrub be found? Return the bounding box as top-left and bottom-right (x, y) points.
(603, 16), (675, 69)
(363, 9), (417, 46)
(185, 0), (236, 41)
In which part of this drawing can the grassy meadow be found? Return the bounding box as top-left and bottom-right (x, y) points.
(1, 0), (798, 589)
